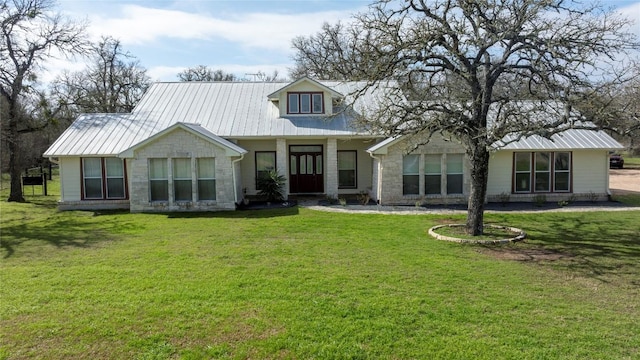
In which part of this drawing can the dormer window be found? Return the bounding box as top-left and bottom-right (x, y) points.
(288, 92), (324, 114)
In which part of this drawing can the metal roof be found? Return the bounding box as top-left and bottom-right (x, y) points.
(44, 80), (380, 157)
(495, 128), (623, 150)
(44, 80), (623, 157)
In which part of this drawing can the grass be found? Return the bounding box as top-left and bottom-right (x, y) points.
(1, 177), (640, 359)
(620, 154), (640, 169)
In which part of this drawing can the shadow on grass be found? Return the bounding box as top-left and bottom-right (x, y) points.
(0, 214), (140, 259)
(502, 214), (640, 285)
(166, 206), (299, 219)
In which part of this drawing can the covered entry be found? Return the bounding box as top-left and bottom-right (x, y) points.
(289, 145), (323, 193)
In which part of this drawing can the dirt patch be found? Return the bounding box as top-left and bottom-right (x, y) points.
(478, 246), (572, 262)
(610, 169), (640, 195)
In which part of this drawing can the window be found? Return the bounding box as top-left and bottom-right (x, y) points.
(513, 152), (572, 193)
(83, 158), (103, 199)
(514, 152), (531, 192)
(554, 152), (571, 192)
(256, 152), (276, 186)
(338, 151), (357, 188)
(173, 158), (192, 201)
(403, 155), (420, 195)
(446, 154), (464, 194)
(424, 154), (441, 195)
(197, 158), (216, 201)
(82, 157), (126, 200)
(105, 158), (125, 198)
(149, 158), (168, 201)
(287, 92), (324, 114)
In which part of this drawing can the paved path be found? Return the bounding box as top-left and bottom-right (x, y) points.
(299, 169), (640, 215)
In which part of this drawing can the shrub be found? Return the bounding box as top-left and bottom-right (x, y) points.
(256, 170), (286, 202)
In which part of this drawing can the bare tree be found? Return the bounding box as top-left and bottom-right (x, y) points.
(575, 64), (640, 153)
(50, 36), (151, 114)
(1, 0), (89, 202)
(291, 0), (637, 235)
(178, 65), (237, 81)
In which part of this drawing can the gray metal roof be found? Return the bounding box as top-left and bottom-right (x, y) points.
(44, 80), (379, 157)
(496, 128), (623, 150)
(44, 79), (623, 157)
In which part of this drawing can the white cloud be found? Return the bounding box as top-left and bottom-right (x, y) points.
(87, 5), (357, 52)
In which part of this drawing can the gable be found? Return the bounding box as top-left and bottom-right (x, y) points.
(119, 122), (247, 158)
(267, 77), (344, 117)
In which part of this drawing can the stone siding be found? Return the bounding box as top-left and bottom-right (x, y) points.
(128, 128), (238, 212)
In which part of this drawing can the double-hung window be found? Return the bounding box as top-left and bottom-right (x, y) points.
(256, 151), (276, 187)
(288, 92), (324, 114)
(149, 158), (169, 201)
(82, 157), (126, 200)
(197, 158), (216, 201)
(173, 158), (192, 201)
(424, 154), (441, 195)
(403, 155), (420, 195)
(514, 152), (532, 192)
(338, 151), (357, 188)
(446, 154), (464, 194)
(554, 152), (571, 192)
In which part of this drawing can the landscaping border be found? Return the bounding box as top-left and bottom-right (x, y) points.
(428, 224), (526, 244)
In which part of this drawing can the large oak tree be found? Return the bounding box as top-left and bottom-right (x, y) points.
(1, 0), (89, 202)
(291, 0), (637, 235)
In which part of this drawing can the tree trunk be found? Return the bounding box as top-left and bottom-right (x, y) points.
(7, 110), (25, 202)
(466, 147), (490, 235)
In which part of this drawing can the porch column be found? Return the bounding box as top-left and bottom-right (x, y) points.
(276, 138), (289, 199)
(326, 138), (338, 198)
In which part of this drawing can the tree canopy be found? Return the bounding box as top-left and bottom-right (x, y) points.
(50, 36), (151, 114)
(291, 0), (637, 235)
(1, 0), (89, 202)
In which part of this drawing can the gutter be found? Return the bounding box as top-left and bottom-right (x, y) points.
(232, 154), (245, 206)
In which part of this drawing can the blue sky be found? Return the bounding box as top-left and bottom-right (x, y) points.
(48, 0), (640, 82)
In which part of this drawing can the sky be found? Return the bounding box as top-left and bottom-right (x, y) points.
(46, 0), (640, 83)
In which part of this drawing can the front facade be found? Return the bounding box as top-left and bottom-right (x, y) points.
(44, 77), (622, 212)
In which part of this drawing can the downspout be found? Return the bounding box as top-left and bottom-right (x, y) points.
(232, 154), (245, 206)
(368, 151), (383, 205)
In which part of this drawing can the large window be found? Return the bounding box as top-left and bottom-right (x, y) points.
(338, 151), (357, 188)
(446, 154), (464, 194)
(424, 154), (441, 195)
(173, 158), (192, 201)
(82, 157), (126, 200)
(513, 152), (572, 193)
(288, 92), (324, 114)
(403, 153), (465, 196)
(256, 151), (276, 186)
(149, 158), (168, 201)
(403, 154), (420, 195)
(197, 158), (216, 201)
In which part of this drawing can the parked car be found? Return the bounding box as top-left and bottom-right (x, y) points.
(609, 154), (624, 169)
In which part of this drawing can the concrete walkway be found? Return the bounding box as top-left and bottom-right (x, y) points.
(298, 201), (640, 215)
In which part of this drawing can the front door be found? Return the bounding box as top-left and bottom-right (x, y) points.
(289, 145), (324, 193)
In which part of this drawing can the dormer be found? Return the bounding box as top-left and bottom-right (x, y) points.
(267, 77), (343, 117)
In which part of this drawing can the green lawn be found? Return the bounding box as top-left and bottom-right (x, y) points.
(1, 178), (640, 359)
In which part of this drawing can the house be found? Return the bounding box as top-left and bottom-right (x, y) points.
(43, 77), (623, 211)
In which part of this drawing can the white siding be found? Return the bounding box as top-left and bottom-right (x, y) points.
(573, 149), (609, 194)
(486, 151), (513, 196)
(59, 157), (81, 201)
